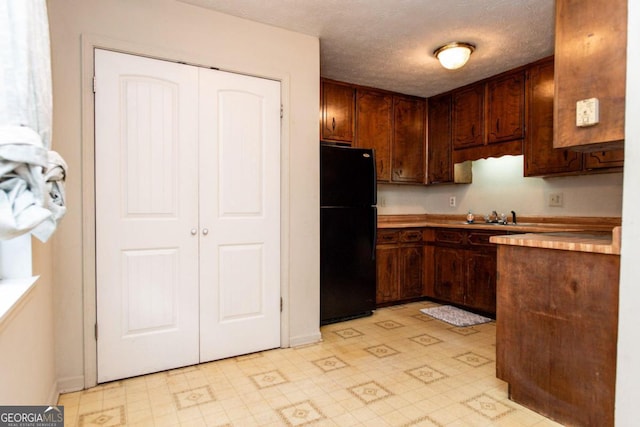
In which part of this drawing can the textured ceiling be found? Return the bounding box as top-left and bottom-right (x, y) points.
(178, 0), (555, 98)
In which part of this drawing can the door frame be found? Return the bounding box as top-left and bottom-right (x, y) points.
(80, 34), (291, 389)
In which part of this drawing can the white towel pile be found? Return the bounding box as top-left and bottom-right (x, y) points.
(0, 126), (67, 242)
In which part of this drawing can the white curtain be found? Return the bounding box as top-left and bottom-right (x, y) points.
(0, 0), (67, 242)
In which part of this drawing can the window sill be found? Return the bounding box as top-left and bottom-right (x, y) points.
(0, 276), (40, 327)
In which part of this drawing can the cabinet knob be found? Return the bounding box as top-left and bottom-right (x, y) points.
(202, 228), (209, 236)
(190, 228), (197, 235)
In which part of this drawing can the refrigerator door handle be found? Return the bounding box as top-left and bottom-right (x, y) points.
(371, 207), (377, 261)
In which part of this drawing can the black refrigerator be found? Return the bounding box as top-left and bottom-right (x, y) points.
(320, 144), (377, 325)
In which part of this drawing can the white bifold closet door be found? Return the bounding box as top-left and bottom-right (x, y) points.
(95, 49), (281, 383)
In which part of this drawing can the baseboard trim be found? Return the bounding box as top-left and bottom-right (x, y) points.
(288, 331), (322, 347)
(56, 375), (85, 395)
(47, 381), (60, 406)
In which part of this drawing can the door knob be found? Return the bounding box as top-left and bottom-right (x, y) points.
(190, 228), (198, 235)
(202, 228), (209, 236)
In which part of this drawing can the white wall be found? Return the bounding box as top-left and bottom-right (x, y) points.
(0, 240), (57, 404)
(379, 155), (623, 218)
(47, 0), (320, 390)
(615, 0), (640, 423)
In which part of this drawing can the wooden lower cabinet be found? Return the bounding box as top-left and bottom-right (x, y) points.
(376, 226), (500, 313)
(496, 245), (619, 426)
(433, 247), (465, 305)
(465, 249), (497, 313)
(376, 228), (424, 305)
(399, 245), (423, 299)
(428, 228), (500, 315)
(376, 245), (398, 303)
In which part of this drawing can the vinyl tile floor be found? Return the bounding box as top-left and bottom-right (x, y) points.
(58, 301), (562, 426)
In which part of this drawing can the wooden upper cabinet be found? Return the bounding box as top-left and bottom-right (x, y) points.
(486, 70), (525, 144)
(452, 83), (484, 149)
(450, 71), (525, 163)
(427, 93), (453, 184)
(392, 95), (426, 183)
(584, 149), (624, 170)
(320, 79), (427, 184)
(525, 57), (582, 176)
(320, 79), (355, 144)
(553, 0), (626, 151)
(524, 56), (623, 177)
(356, 89), (393, 182)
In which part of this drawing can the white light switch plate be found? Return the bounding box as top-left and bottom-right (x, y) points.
(576, 98), (599, 127)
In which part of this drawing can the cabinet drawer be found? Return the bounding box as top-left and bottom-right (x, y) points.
(377, 230), (399, 244)
(468, 231), (501, 246)
(435, 229), (466, 244)
(399, 229), (423, 243)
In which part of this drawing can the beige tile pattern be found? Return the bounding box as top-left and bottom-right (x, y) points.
(348, 381), (393, 404)
(277, 400), (326, 426)
(365, 344), (399, 358)
(250, 370), (289, 389)
(409, 334), (442, 347)
(60, 302), (563, 426)
(312, 356), (348, 372)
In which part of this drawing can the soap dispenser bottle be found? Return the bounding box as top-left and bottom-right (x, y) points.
(466, 210), (475, 223)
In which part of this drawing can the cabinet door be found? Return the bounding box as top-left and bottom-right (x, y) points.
(584, 149), (624, 170)
(465, 249), (497, 314)
(427, 94), (453, 184)
(554, 0), (626, 150)
(524, 58), (582, 176)
(376, 245), (398, 304)
(321, 80), (354, 143)
(392, 95), (426, 183)
(356, 89), (393, 181)
(452, 83), (484, 149)
(433, 246), (465, 305)
(399, 245), (423, 299)
(486, 71), (525, 144)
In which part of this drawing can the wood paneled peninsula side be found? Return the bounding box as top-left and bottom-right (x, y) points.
(490, 228), (620, 427)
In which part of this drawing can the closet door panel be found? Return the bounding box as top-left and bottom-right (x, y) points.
(217, 90), (264, 215)
(95, 49), (200, 383)
(198, 69), (282, 362)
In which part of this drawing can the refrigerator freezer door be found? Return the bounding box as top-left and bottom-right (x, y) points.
(320, 206), (376, 324)
(321, 144), (376, 207)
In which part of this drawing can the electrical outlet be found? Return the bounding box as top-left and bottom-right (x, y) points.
(548, 192), (564, 207)
(449, 196), (456, 207)
(379, 197), (386, 207)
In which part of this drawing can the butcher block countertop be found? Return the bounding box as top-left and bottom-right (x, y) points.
(489, 227), (621, 255)
(378, 214), (621, 255)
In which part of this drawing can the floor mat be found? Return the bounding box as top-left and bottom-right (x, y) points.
(420, 305), (492, 327)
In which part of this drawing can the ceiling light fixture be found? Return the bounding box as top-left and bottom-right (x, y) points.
(433, 42), (476, 70)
